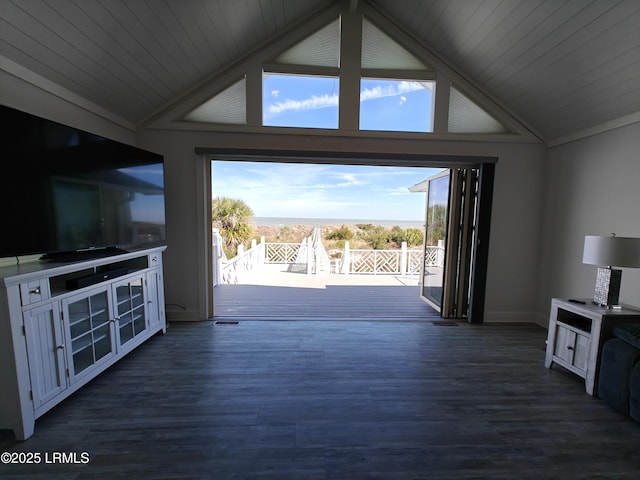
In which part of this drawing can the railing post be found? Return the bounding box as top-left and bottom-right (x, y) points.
(212, 228), (222, 287)
(313, 228), (320, 275)
(306, 237), (312, 275)
(400, 241), (407, 275)
(342, 241), (350, 275)
(237, 244), (245, 257)
(437, 239), (445, 267)
(260, 236), (266, 263)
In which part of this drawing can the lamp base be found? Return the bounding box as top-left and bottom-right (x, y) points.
(593, 267), (622, 307)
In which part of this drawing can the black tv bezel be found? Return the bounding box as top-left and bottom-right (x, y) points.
(0, 105), (166, 260)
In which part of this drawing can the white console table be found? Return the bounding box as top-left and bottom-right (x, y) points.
(0, 247), (166, 440)
(545, 298), (640, 395)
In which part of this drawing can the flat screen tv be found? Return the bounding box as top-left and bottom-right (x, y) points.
(0, 105), (166, 260)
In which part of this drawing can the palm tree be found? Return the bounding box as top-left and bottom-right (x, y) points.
(212, 197), (254, 257)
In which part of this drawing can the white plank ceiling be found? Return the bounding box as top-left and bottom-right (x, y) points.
(1, 0), (639, 144)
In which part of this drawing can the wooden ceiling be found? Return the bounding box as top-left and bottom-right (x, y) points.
(2, 0), (639, 144)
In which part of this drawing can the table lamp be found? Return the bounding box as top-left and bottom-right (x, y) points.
(583, 234), (640, 307)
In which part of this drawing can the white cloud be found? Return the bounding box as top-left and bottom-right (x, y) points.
(266, 93), (339, 116)
(360, 81), (432, 103)
(271, 89), (279, 98)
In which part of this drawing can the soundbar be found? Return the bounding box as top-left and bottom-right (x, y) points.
(65, 267), (130, 290)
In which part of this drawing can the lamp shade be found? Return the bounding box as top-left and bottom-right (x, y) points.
(583, 235), (640, 268)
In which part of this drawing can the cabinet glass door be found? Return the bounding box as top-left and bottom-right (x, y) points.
(114, 276), (147, 347)
(64, 288), (115, 379)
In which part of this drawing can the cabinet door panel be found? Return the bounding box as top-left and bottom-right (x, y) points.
(146, 269), (164, 331)
(573, 333), (590, 372)
(113, 275), (148, 348)
(554, 326), (576, 364)
(24, 304), (67, 408)
(62, 287), (116, 382)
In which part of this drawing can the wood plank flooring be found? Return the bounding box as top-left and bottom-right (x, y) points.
(2, 320), (640, 479)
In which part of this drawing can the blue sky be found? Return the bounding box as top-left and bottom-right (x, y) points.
(212, 161), (444, 221)
(262, 74), (434, 132)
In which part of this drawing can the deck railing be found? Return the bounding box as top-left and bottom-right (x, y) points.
(213, 229), (266, 285)
(337, 241), (441, 275)
(213, 228), (444, 285)
(264, 242), (301, 264)
(265, 228), (331, 274)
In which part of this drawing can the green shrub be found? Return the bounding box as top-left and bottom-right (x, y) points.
(390, 226), (424, 247)
(358, 225), (391, 249)
(326, 225), (354, 241)
(355, 223), (375, 231)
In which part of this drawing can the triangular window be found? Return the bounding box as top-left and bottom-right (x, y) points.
(448, 86), (507, 134)
(184, 78), (246, 124)
(361, 19), (430, 71)
(274, 19), (340, 68)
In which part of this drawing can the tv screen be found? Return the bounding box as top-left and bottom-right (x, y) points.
(0, 105), (166, 259)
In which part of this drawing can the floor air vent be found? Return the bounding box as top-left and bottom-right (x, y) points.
(431, 321), (459, 326)
(214, 321), (239, 325)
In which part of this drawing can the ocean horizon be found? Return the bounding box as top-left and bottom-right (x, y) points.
(253, 216), (424, 229)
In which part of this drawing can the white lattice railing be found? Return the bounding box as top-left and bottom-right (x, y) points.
(265, 243), (301, 263)
(338, 243), (443, 275)
(350, 250), (401, 274)
(213, 227), (445, 284)
(265, 229), (331, 274)
(407, 249), (424, 274)
(425, 245), (445, 267)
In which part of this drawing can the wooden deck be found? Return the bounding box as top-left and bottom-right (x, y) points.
(214, 263), (439, 319)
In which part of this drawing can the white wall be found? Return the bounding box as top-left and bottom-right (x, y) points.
(539, 122), (640, 317)
(137, 129), (547, 323)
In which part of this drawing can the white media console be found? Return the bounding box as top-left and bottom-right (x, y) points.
(0, 246), (166, 440)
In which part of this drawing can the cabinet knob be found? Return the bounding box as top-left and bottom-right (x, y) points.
(57, 344), (65, 350)
(29, 287), (41, 295)
(567, 346), (574, 351)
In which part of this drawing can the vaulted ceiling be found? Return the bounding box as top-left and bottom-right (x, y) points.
(2, 0), (639, 145)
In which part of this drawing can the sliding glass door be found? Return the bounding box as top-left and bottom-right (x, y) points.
(421, 170), (449, 310)
(421, 167), (485, 321)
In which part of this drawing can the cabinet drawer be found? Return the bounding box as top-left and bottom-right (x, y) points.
(20, 279), (50, 306)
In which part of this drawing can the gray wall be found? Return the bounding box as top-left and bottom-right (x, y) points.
(137, 129), (547, 323)
(539, 122), (640, 317)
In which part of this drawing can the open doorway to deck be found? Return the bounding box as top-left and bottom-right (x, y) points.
(211, 160), (439, 319)
(205, 151), (495, 323)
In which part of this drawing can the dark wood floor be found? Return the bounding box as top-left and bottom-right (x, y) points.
(2, 320), (640, 479)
